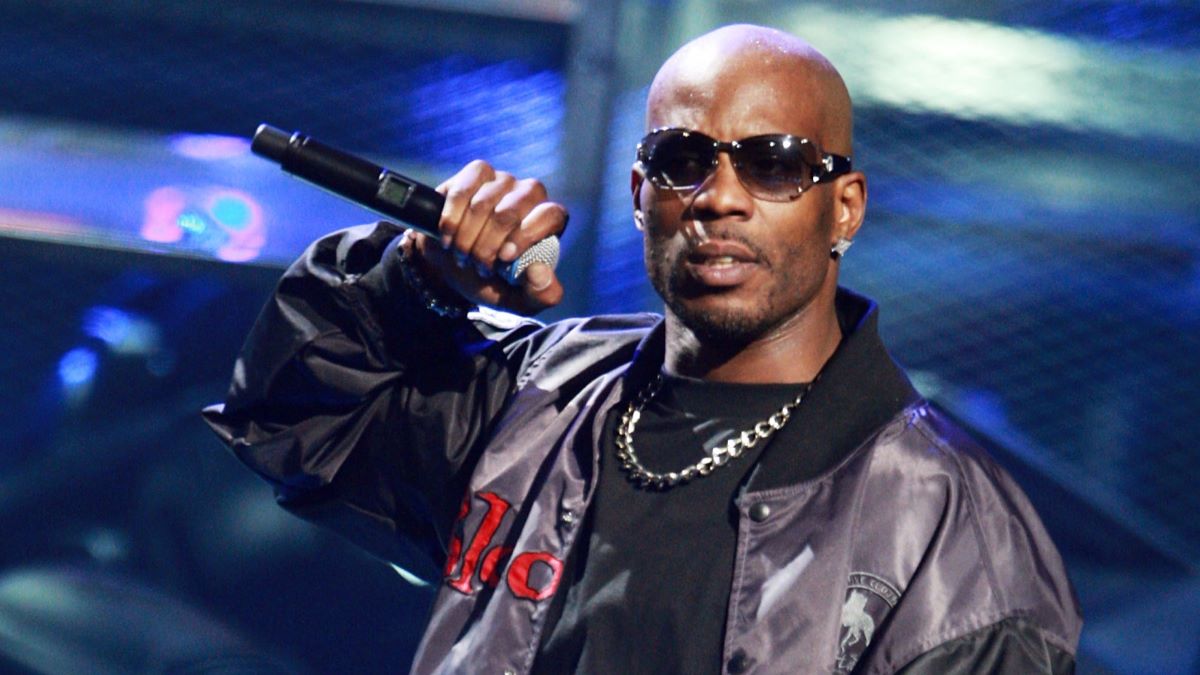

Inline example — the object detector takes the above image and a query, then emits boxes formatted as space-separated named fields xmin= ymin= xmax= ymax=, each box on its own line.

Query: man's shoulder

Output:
xmin=471 ymin=307 xmax=660 ymax=333
xmin=865 ymin=404 xmax=1083 ymax=659
xmin=872 ymin=405 xmax=1065 ymax=551
xmin=483 ymin=310 xmax=662 ymax=391
xmin=865 ymin=403 xmax=1073 ymax=601
xmin=535 ymin=311 xmax=662 ymax=360
xmin=873 ymin=403 xmax=1014 ymax=489
xmin=484 ymin=310 xmax=662 ymax=348
xmin=465 ymin=307 xmax=662 ymax=353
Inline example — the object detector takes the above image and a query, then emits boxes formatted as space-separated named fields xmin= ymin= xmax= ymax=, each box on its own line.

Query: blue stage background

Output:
xmin=1 ymin=1 xmax=1197 ymax=673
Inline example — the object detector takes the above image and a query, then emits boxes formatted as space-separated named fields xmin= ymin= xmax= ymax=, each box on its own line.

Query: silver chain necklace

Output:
xmin=615 ymin=373 xmax=815 ymax=490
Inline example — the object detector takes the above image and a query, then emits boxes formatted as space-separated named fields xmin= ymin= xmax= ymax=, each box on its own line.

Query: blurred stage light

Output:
xmin=785 ymin=5 xmax=1200 ymax=143
xmin=82 ymin=306 xmax=161 ymax=356
xmin=57 ymin=347 xmax=98 ymax=406
xmin=58 ymin=348 xmax=98 ymax=388
xmin=210 ymin=193 xmax=253 ymax=229
xmin=390 ymin=564 xmax=433 ymax=588
xmin=0 ymin=207 xmax=86 ymax=239
xmin=167 ymin=133 xmax=251 ymax=161
xmin=83 ymin=528 xmax=129 ymax=564
xmin=140 ymin=186 xmax=266 ymax=262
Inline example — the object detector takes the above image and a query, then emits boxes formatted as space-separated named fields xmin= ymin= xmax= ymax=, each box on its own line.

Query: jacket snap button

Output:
xmin=727 ymin=649 xmax=753 ymax=673
xmin=749 ymin=503 xmax=771 ymax=522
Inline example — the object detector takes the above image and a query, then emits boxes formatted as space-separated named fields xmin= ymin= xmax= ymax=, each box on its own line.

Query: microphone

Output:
xmin=250 ymin=123 xmax=560 ymax=284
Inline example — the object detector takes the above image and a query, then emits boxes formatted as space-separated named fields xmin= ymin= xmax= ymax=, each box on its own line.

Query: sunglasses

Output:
xmin=636 ymin=127 xmax=852 ymax=202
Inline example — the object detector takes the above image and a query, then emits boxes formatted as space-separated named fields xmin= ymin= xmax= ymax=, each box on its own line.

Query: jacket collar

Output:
xmin=623 ymin=288 xmax=921 ymax=492
xmin=749 ymin=288 xmax=922 ymax=490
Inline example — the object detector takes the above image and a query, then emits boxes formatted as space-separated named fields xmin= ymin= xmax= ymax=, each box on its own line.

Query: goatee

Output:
xmin=653 ymin=260 xmax=781 ymax=347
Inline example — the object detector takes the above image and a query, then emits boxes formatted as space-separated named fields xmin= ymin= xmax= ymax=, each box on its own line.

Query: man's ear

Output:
xmin=631 ymin=163 xmax=647 ymax=231
xmin=832 ymin=170 xmax=867 ymax=242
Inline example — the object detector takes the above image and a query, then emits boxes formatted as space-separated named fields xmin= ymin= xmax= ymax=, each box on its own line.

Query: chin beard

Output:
xmin=665 ymin=296 xmax=777 ymax=346
xmin=655 ymin=266 xmax=779 ymax=347
xmin=647 ymin=234 xmax=795 ymax=346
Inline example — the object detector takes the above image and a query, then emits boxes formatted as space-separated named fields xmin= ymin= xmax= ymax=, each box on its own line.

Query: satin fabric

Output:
xmin=204 ymin=222 xmax=1081 ymax=674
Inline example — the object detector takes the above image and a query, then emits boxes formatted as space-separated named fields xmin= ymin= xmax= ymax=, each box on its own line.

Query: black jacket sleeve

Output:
xmin=202 ymin=222 xmax=545 ymax=582
xmin=896 ymin=617 xmax=1075 ymax=674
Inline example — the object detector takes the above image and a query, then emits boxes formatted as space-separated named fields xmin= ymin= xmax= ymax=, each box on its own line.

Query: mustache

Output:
xmin=680 ymin=227 xmax=771 ymax=268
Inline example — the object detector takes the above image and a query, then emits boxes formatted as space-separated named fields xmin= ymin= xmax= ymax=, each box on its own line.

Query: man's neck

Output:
xmin=663 ymin=303 xmax=843 ymax=384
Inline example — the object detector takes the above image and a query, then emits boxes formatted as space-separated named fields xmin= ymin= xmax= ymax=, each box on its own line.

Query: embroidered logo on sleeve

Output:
xmin=834 ymin=572 xmax=901 ymax=673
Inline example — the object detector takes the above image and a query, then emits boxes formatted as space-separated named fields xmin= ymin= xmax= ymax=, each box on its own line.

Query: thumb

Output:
xmin=525 ymin=263 xmax=553 ymax=292
xmin=514 ymin=262 xmax=563 ymax=314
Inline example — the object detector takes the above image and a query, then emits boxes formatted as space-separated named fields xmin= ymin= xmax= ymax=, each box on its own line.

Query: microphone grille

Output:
xmin=501 ymin=236 xmax=561 ymax=285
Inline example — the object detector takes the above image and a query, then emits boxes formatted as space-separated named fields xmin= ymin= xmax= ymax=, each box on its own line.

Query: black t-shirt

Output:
xmin=533 ymin=372 xmax=812 ymax=674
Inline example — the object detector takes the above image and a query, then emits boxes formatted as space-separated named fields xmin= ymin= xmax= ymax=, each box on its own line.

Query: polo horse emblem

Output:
xmin=839 ymin=590 xmax=875 ymax=658
xmin=834 ymin=573 xmax=901 ymax=673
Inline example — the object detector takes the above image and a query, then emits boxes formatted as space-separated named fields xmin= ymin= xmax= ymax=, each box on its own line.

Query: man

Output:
xmin=204 ymin=24 xmax=1081 ymax=674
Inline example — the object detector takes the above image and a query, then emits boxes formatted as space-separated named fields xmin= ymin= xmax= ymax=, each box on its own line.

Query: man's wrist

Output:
xmin=397 ymin=230 xmax=476 ymax=319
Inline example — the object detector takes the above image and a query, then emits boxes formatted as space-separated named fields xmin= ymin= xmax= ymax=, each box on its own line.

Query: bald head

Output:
xmin=647 ymin=24 xmax=853 ymax=155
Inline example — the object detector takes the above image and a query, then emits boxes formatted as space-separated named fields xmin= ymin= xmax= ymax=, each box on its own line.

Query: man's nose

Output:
xmin=686 ymin=152 xmax=754 ymax=217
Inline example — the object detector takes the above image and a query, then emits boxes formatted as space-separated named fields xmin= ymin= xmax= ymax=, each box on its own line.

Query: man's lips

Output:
xmin=687 ymin=240 xmax=759 ymax=264
xmin=683 ymin=240 xmax=761 ymax=287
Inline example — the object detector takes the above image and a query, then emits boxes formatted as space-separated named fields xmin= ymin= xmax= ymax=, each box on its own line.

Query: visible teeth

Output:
xmin=709 ymin=256 xmax=735 ymax=267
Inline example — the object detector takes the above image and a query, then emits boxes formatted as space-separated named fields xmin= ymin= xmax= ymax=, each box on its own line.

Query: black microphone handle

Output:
xmin=250 ymin=124 xmax=559 ymax=285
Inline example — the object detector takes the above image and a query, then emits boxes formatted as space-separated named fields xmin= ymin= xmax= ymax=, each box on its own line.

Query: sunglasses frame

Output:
xmin=636 ymin=127 xmax=853 ymax=202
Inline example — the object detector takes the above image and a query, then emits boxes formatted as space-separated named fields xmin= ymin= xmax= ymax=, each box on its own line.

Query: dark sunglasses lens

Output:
xmin=645 ymin=132 xmax=714 ymax=188
xmin=734 ymin=138 xmax=813 ymax=200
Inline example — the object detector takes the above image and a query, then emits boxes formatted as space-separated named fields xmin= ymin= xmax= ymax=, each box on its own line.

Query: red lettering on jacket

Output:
xmin=480 ymin=545 xmax=513 ymax=588
xmin=447 ymin=492 xmax=510 ymax=594
xmin=506 ymin=551 xmax=564 ymax=601
xmin=443 ymin=490 xmax=565 ymax=601
xmin=443 ymin=493 xmax=472 ymax=578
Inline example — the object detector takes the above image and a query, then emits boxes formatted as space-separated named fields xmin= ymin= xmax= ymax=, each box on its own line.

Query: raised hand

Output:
xmin=410 ymin=160 xmax=567 ymax=315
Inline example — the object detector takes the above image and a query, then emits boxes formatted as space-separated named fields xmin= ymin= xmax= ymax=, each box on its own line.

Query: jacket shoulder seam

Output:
xmin=882 ymin=611 xmax=1075 ymax=673
xmin=513 ymin=314 xmax=658 ymax=390
xmin=909 ymin=412 xmax=1009 ymax=612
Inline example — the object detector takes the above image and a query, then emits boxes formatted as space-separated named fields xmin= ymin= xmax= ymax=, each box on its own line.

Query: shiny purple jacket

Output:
xmin=204 ymin=223 xmax=1082 ymax=674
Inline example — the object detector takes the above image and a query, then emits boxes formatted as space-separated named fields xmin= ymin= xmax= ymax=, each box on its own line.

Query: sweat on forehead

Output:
xmin=646 ymin=24 xmax=853 ymax=153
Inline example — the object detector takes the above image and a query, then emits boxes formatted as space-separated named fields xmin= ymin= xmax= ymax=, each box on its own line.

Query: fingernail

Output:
xmin=499 ymin=242 xmax=518 ymax=262
xmin=441 ymin=235 xmax=453 ymax=249
xmin=526 ymin=263 xmax=551 ymax=291
xmin=476 ymin=261 xmax=492 ymax=278
xmin=454 ymin=251 xmax=468 ymax=268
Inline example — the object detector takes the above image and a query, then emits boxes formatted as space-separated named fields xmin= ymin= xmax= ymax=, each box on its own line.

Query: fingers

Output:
xmin=426 ymin=160 xmax=567 ymax=314
xmin=416 ymin=240 xmax=563 ymax=316
xmin=473 ymin=178 xmax=547 ymax=271
xmin=437 ymin=160 xmax=499 ymax=255
xmin=436 ymin=161 xmax=562 ymax=278
xmin=502 ymin=201 xmax=567 ymax=263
